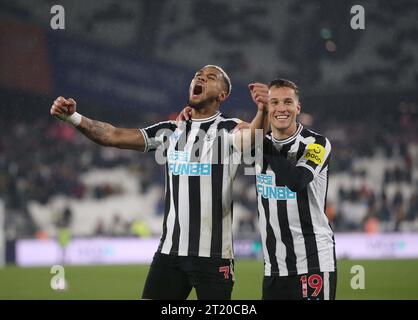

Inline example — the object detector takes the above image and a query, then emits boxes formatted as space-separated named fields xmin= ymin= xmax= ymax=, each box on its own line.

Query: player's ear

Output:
xmin=218 ymin=91 xmax=227 ymax=103
xmin=297 ymin=102 xmax=301 ymax=115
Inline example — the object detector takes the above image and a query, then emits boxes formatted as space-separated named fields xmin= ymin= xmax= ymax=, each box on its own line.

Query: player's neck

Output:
xmin=191 ymin=104 xmax=220 ymax=119
xmin=271 ymin=123 xmax=299 ymax=141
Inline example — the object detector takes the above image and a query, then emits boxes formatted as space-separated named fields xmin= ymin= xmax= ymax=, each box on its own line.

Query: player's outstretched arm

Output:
xmin=50 ymin=96 xmax=146 ymax=151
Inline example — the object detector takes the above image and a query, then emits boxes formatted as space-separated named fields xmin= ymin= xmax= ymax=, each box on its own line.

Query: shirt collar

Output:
xmin=271 ymin=123 xmax=303 ymax=145
xmin=191 ymin=111 xmax=221 ymax=123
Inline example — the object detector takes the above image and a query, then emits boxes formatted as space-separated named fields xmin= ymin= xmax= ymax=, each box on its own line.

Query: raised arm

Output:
xmin=248 ymin=83 xmax=269 ymax=136
xmin=50 ymin=96 xmax=146 ymax=151
xmin=233 ymin=83 xmax=269 ymax=151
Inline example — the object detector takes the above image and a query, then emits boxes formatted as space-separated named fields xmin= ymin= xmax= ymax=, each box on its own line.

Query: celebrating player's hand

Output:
xmin=249 ymin=83 xmax=269 ymax=112
xmin=50 ymin=96 xmax=77 ymax=121
xmin=176 ymin=105 xmax=193 ymax=126
xmin=233 ymin=121 xmax=251 ymax=133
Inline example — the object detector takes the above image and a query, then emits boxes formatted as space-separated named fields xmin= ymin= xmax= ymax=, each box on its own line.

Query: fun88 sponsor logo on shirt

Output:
xmin=168 ymin=151 xmax=211 ymax=176
xmin=256 ymin=174 xmax=296 ymax=200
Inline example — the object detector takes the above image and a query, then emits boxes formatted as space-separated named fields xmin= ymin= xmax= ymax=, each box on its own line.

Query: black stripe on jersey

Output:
xmin=210 ymin=133 xmax=224 ymax=256
xmin=170 ymin=172 xmax=180 ymax=254
xmin=218 ymin=118 xmax=240 ymax=132
xmin=276 ymin=144 xmax=297 ymax=275
xmin=324 ymin=163 xmax=330 ymax=212
xmin=144 ymin=121 xmax=176 ymax=137
xmin=158 ymin=164 xmax=171 ymax=252
xmin=320 ymin=153 xmax=330 ymax=174
xmin=188 ymin=121 xmax=212 ymax=254
xmin=261 ymin=145 xmax=280 ymax=273
xmin=143 ymin=121 xmax=176 ymax=152
xmin=296 ymin=141 xmax=306 ymax=161
xmin=297 ymin=189 xmax=320 ymax=271
xmin=301 ymin=128 xmax=325 ymax=142
xmin=300 ymin=128 xmax=311 ymax=138
xmin=187 ymin=171 xmax=201 ymax=254
xmin=332 ymin=234 xmax=337 ymax=271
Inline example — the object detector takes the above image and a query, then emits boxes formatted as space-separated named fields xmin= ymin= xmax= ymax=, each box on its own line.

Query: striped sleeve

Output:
xmin=217 ymin=118 xmax=241 ymax=152
xmin=296 ymin=136 xmax=331 ymax=177
xmin=139 ymin=121 xmax=175 ymax=152
xmin=216 ymin=118 xmax=242 ymax=151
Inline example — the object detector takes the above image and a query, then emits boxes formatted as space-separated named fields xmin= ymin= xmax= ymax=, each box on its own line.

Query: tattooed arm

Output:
xmin=77 ymin=117 xmax=145 ymax=151
xmin=50 ymin=96 xmax=146 ymax=151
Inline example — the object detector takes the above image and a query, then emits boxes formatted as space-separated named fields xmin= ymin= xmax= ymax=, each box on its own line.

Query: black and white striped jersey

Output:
xmin=255 ymin=124 xmax=336 ymax=276
xmin=140 ymin=112 xmax=241 ymax=259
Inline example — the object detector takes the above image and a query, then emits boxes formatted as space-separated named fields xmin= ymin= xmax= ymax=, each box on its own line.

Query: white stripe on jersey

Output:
xmin=161 ymin=169 xmax=176 ymax=254
xmin=199 ymin=173 xmax=212 ymax=257
xmin=257 ymin=193 xmax=271 ymax=276
xmin=177 ymin=122 xmax=201 ymax=255
xmin=324 ymin=271 xmax=330 ymax=300
xmin=306 ymin=139 xmax=335 ymax=272
xmin=221 ymin=167 xmax=233 ymax=259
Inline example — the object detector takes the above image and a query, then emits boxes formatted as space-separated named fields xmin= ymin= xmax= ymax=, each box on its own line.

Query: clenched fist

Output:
xmin=50 ymin=97 xmax=81 ymax=126
xmin=249 ymin=83 xmax=269 ymax=112
xmin=50 ymin=96 xmax=76 ymax=118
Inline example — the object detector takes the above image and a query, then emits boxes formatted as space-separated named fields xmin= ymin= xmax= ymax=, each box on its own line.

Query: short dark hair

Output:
xmin=268 ymin=78 xmax=299 ymax=98
xmin=203 ymin=65 xmax=232 ymax=96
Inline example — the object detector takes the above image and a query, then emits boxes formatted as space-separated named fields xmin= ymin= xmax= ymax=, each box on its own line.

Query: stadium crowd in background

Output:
xmin=1 ymin=99 xmax=417 ymax=241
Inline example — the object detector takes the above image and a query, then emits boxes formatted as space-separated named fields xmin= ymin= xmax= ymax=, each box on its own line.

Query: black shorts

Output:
xmin=141 ymin=252 xmax=234 ymax=300
xmin=262 ymin=271 xmax=337 ymax=300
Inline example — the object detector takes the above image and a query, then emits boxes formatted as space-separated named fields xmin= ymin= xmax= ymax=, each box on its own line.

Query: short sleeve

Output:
xmin=140 ymin=121 xmax=175 ymax=152
xmin=219 ymin=118 xmax=242 ymax=152
xmin=226 ymin=122 xmax=245 ymax=158
xmin=296 ymin=136 xmax=331 ymax=177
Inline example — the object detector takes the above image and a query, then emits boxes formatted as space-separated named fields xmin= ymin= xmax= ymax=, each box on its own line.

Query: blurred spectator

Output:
xmin=94 ymin=218 xmax=106 ymax=236
xmin=377 ymin=192 xmax=392 ymax=222
xmin=109 ymin=214 xmax=129 ymax=236
xmin=56 ymin=206 xmax=73 ymax=264
xmin=338 ymin=188 xmax=369 ymax=231
xmin=392 ymin=188 xmax=406 ymax=231
xmin=131 ymin=220 xmax=152 ymax=238
xmin=406 ymin=191 xmax=418 ymax=221
xmin=364 ymin=216 xmax=379 ymax=234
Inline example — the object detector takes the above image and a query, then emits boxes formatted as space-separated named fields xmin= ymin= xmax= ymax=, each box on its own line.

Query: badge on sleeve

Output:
xmin=305 ymin=143 xmax=325 ymax=165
